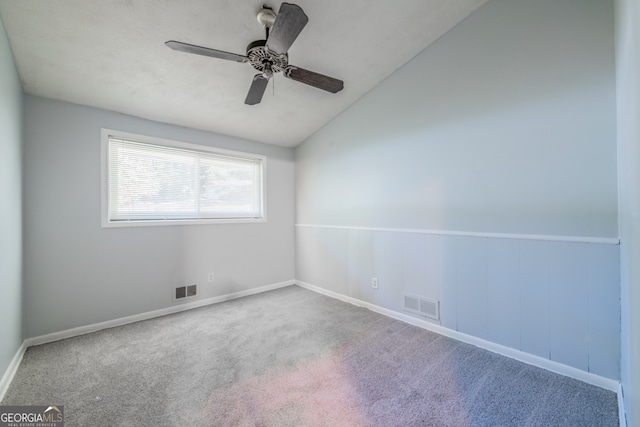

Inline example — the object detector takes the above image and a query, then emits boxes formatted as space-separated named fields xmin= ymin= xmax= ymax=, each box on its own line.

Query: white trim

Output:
xmin=296 ymin=280 xmax=620 ymax=392
xmin=100 ymin=217 xmax=267 ymax=228
xmin=295 ymin=224 xmax=620 ymax=245
xmin=100 ymin=128 xmax=268 ymax=228
xmin=0 ymin=341 xmax=27 ymax=402
xmin=619 ymin=383 xmax=628 ymax=427
xmin=25 ymin=280 xmax=295 ymax=348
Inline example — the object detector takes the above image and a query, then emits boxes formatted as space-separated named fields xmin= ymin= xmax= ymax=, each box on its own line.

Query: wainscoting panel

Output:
xmin=383 ymin=232 xmax=404 ymax=313
xmin=586 ymin=243 xmax=621 ymax=379
xmin=440 ymin=235 xmax=458 ymax=330
xmin=549 ymin=242 xmax=590 ymax=372
xmin=518 ymin=239 xmax=551 ymax=359
xmin=487 ymin=238 xmax=520 ymax=350
xmin=456 ymin=236 xmax=490 ymax=341
xmin=295 ymin=225 xmax=621 ymax=380
xmin=347 ymin=229 xmax=360 ymax=300
xmin=402 ymin=233 xmax=428 ymax=298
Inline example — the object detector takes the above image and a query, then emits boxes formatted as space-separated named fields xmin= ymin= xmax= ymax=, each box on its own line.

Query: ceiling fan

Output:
xmin=166 ymin=3 xmax=344 ymax=105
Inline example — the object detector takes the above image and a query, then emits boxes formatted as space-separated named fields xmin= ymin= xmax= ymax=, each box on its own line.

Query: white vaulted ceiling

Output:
xmin=0 ymin=0 xmax=487 ymax=147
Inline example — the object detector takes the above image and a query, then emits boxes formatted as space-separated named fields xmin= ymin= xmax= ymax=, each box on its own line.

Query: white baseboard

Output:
xmin=0 ymin=341 xmax=27 ymax=402
xmin=618 ymin=383 xmax=627 ymax=427
xmin=296 ymin=280 xmax=621 ymax=393
xmin=25 ymin=280 xmax=295 ymax=348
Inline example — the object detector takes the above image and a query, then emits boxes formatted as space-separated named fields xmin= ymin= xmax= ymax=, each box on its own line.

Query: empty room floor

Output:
xmin=2 ymin=286 xmax=618 ymax=426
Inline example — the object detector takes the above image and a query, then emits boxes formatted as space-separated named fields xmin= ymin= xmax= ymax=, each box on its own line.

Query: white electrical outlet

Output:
xmin=207 ymin=272 xmax=215 ymax=283
xmin=372 ymin=277 xmax=379 ymax=289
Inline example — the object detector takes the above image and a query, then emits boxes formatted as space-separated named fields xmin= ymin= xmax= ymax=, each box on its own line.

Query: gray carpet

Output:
xmin=2 ymin=285 xmax=618 ymax=426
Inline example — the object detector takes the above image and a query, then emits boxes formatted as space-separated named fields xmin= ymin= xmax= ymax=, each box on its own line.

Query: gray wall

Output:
xmin=23 ymin=96 xmax=296 ymax=338
xmin=0 ymin=16 xmax=23 ymax=379
xmin=616 ymin=0 xmax=640 ymax=422
xmin=296 ymin=0 xmax=620 ymax=379
xmin=297 ymin=0 xmax=617 ymax=238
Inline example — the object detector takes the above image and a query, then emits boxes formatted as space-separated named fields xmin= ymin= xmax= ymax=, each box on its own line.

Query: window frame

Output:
xmin=101 ymin=129 xmax=267 ymax=228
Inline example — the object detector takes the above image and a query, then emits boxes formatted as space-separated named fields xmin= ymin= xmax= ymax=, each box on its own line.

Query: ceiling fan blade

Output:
xmin=284 ymin=66 xmax=344 ymax=93
xmin=245 ymin=74 xmax=269 ymax=105
xmin=165 ymin=41 xmax=248 ymax=63
xmin=266 ymin=3 xmax=308 ymax=55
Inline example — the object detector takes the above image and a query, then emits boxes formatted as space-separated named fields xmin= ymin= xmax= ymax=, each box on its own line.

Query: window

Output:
xmin=101 ymin=129 xmax=266 ymax=226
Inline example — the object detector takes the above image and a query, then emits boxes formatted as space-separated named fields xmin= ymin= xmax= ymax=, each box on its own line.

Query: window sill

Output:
xmin=101 ymin=217 xmax=267 ymax=228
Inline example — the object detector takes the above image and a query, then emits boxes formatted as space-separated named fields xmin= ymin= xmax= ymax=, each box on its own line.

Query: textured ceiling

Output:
xmin=0 ymin=0 xmax=487 ymax=147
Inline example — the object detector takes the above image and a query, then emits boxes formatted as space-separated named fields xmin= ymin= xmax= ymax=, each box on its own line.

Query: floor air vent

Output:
xmin=175 ymin=285 xmax=197 ymax=301
xmin=403 ymin=293 xmax=440 ymax=320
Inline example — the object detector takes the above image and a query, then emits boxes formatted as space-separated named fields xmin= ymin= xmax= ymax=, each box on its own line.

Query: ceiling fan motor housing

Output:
xmin=246 ymin=40 xmax=288 ymax=77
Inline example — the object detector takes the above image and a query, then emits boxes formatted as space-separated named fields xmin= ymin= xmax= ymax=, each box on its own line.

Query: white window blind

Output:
xmin=106 ymin=136 xmax=264 ymax=223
